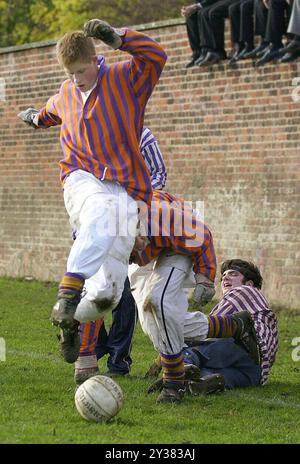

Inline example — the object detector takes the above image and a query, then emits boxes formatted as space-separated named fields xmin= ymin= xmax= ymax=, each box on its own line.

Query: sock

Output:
xmin=160 ymin=352 xmax=185 ymax=387
xmin=79 ymin=319 xmax=103 ymax=355
xmin=207 ymin=314 xmax=237 ymax=338
xmin=59 ymin=272 xmax=84 ymax=294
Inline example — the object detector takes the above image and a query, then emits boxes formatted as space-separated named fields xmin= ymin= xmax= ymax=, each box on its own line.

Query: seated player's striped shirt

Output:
xmin=36 ymin=30 xmax=167 ymax=204
xmin=210 ymin=286 xmax=278 ymax=385
xmin=136 ymin=190 xmax=216 ymax=282
xmin=140 ymin=127 xmax=167 ymax=190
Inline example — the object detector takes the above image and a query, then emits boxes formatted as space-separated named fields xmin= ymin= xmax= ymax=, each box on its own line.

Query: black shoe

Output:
xmin=184 ymin=363 xmax=201 ymax=380
xmin=229 ymin=50 xmax=240 ymax=65
xmin=187 ymin=373 xmax=225 ymax=395
xmin=194 ymin=49 xmax=208 ymax=66
xmin=228 ymin=42 xmax=243 ymax=64
xmin=58 ymin=327 xmax=80 ymax=364
xmin=278 ymin=50 xmax=300 ymax=63
xmin=232 ymin=311 xmax=260 ymax=364
xmin=147 ymin=363 xmax=200 ymax=394
xmin=244 ymin=42 xmax=269 ymax=59
xmin=156 ymin=383 xmax=186 ymax=404
xmin=147 ymin=377 xmax=163 ymax=394
xmin=144 ymin=354 xmax=162 ymax=378
xmin=229 ymin=42 xmax=252 ymax=64
xmin=51 ymin=289 xmax=81 ymax=330
xmin=279 ymin=39 xmax=300 ymax=55
xmin=198 ymin=51 xmax=223 ymax=66
xmin=255 ymin=47 xmax=281 ymax=67
xmin=235 ymin=44 xmax=254 ymax=61
xmin=185 ymin=51 xmax=201 ymax=68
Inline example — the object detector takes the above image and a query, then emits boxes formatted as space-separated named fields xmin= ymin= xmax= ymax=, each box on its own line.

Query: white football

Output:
xmin=75 ymin=375 xmax=124 ymax=422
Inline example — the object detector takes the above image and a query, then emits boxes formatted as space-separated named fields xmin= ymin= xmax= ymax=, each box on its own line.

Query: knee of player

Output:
xmin=92 ymin=285 xmax=118 ymax=311
xmin=94 ymin=296 xmax=115 ymax=313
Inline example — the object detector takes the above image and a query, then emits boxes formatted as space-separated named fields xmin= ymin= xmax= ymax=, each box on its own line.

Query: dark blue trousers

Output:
xmin=183 ymin=338 xmax=261 ymax=389
xmin=95 ymin=277 xmax=137 ymax=374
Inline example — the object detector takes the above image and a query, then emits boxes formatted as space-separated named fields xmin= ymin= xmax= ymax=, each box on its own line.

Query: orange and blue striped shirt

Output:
xmin=136 ymin=190 xmax=217 ymax=281
xmin=36 ymin=29 xmax=167 ymax=204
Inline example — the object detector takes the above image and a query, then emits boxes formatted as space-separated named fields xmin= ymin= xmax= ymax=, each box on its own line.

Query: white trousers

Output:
xmin=63 ymin=170 xmax=138 ymax=322
xmin=129 ymin=252 xmax=209 ymax=355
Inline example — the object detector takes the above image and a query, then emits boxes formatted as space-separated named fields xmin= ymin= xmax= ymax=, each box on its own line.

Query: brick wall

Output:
xmin=1 ymin=19 xmax=300 ymax=309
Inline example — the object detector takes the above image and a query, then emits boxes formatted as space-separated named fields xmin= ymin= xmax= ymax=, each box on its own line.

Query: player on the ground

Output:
xmin=146 ymin=259 xmax=278 ymax=397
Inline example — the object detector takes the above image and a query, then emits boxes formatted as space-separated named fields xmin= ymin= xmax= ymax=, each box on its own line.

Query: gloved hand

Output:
xmin=191 ymin=274 xmax=215 ymax=309
xmin=18 ymin=107 xmax=39 ymax=128
xmin=83 ymin=19 xmax=124 ymax=49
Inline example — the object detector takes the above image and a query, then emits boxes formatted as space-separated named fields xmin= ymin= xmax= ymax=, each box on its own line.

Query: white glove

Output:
xmin=191 ymin=274 xmax=215 ymax=309
xmin=18 ymin=107 xmax=39 ymax=128
xmin=83 ymin=19 xmax=124 ymax=49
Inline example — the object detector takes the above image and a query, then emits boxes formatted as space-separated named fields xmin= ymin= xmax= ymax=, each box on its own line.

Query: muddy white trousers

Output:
xmin=129 ymin=252 xmax=209 ymax=354
xmin=62 ymin=170 xmax=138 ymax=322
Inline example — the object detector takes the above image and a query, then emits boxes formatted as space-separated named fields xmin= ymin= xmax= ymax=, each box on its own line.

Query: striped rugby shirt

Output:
xmin=136 ymin=190 xmax=216 ymax=281
xmin=36 ymin=30 xmax=167 ymax=204
xmin=210 ymin=285 xmax=278 ymax=385
xmin=140 ymin=127 xmax=167 ymax=189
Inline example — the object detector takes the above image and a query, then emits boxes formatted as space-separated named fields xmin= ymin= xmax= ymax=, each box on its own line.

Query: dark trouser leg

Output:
xmin=240 ymin=0 xmax=255 ymax=47
xmin=229 ymin=0 xmax=245 ymax=45
xmin=95 ymin=277 xmax=137 ymax=374
xmin=199 ymin=6 xmax=218 ymax=50
xmin=208 ymin=0 xmax=234 ymax=53
xmin=254 ymin=0 xmax=268 ymax=38
xmin=186 ymin=12 xmax=202 ymax=54
xmin=183 ymin=338 xmax=261 ymax=389
xmin=265 ymin=0 xmax=289 ymax=47
xmin=95 ymin=320 xmax=109 ymax=359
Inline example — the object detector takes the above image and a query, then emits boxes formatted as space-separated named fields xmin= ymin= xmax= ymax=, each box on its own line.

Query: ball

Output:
xmin=75 ymin=375 xmax=124 ymax=422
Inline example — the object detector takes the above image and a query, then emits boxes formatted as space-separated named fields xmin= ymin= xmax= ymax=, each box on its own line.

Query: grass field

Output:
xmin=0 ymin=277 xmax=300 ymax=445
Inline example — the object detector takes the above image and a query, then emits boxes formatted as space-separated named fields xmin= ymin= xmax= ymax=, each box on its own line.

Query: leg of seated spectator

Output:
xmin=240 ymin=0 xmax=255 ymax=51
xmin=185 ymin=11 xmax=202 ymax=67
xmin=229 ymin=0 xmax=245 ymax=54
xmin=208 ymin=0 xmax=234 ymax=57
xmin=199 ymin=6 xmax=218 ymax=52
xmin=254 ymin=0 xmax=268 ymax=38
xmin=255 ymin=0 xmax=289 ymax=65
xmin=265 ymin=0 xmax=288 ymax=49
xmin=197 ymin=4 xmax=227 ymax=66
xmin=242 ymin=0 xmax=268 ymax=58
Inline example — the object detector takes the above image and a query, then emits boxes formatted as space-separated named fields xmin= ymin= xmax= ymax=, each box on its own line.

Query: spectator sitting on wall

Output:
xmin=196 ymin=0 xmax=240 ymax=66
xmin=181 ymin=1 xmax=219 ymax=68
xmin=228 ymin=0 xmax=256 ymax=64
xmin=254 ymin=0 xmax=293 ymax=66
